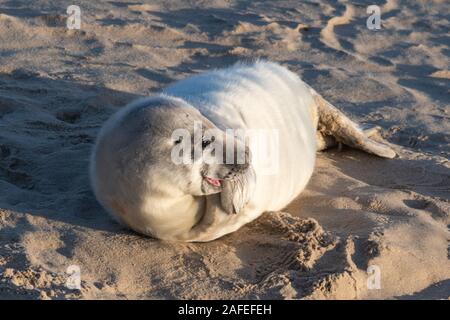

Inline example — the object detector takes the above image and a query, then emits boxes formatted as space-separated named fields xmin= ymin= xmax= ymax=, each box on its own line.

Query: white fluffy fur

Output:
xmin=165 ymin=61 xmax=317 ymax=216
xmin=91 ymin=61 xmax=318 ymax=241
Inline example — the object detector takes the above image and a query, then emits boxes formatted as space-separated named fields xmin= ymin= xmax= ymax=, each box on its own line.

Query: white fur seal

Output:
xmin=90 ymin=61 xmax=395 ymax=242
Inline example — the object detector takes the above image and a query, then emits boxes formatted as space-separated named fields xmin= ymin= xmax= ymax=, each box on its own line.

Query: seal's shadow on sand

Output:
xmin=329 ymin=149 xmax=450 ymax=201
xmin=0 ymin=72 xmax=140 ymax=234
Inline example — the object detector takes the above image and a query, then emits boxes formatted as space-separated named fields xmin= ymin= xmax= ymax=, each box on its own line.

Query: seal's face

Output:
xmin=123 ymin=97 xmax=252 ymax=197
xmin=168 ymin=108 xmax=252 ymax=197
xmin=195 ymin=127 xmax=251 ymax=196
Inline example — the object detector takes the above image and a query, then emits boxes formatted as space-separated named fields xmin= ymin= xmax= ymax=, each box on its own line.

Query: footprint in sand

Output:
xmin=227 ymin=20 xmax=307 ymax=52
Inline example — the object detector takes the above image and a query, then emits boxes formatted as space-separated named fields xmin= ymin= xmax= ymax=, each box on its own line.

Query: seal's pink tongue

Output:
xmin=205 ymin=177 xmax=221 ymax=187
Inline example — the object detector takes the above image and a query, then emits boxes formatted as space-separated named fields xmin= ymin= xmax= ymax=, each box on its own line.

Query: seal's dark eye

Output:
xmin=202 ymin=136 xmax=216 ymax=149
xmin=174 ymin=137 xmax=183 ymax=145
xmin=202 ymin=139 xmax=211 ymax=149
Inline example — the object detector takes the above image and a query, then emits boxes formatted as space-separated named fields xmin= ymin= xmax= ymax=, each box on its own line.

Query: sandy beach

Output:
xmin=0 ymin=0 xmax=449 ymax=299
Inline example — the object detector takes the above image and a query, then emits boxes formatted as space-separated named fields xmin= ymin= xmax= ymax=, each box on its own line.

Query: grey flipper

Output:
xmin=309 ymin=87 xmax=396 ymax=159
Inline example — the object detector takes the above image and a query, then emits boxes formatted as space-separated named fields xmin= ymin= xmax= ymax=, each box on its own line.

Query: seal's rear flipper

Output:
xmin=309 ymin=87 xmax=396 ymax=159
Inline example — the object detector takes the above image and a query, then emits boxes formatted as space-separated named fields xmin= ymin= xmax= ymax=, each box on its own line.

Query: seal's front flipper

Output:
xmin=221 ymin=167 xmax=256 ymax=214
xmin=310 ymin=87 xmax=396 ymax=159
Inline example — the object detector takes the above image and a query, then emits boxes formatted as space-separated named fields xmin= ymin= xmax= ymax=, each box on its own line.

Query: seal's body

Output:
xmin=90 ymin=61 xmax=395 ymax=242
xmin=165 ymin=62 xmax=317 ymax=214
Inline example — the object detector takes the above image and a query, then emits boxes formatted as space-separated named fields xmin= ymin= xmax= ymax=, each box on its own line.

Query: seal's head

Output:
xmin=91 ymin=96 xmax=253 ymax=209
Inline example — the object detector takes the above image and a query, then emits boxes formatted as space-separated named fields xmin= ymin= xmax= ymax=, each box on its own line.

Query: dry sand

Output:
xmin=0 ymin=0 xmax=449 ymax=299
